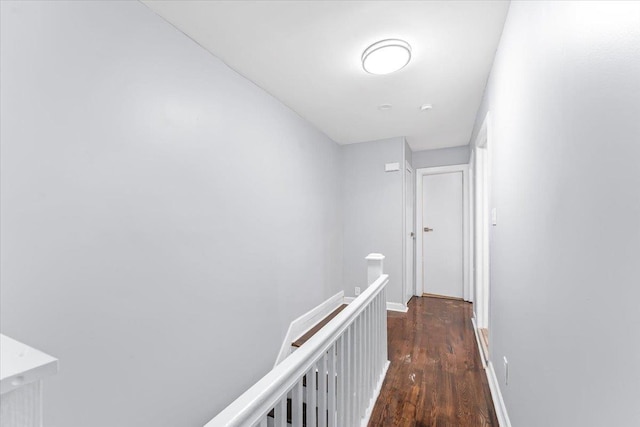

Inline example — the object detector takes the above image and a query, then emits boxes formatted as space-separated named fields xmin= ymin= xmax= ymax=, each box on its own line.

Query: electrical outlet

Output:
xmin=355 ymin=287 xmax=361 ymax=296
xmin=503 ymin=356 xmax=509 ymax=386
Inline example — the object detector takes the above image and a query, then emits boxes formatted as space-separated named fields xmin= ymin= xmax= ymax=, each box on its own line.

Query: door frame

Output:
xmin=473 ymin=112 xmax=492 ymax=329
xmin=403 ymin=159 xmax=415 ymax=304
xmin=415 ymin=164 xmax=470 ymax=300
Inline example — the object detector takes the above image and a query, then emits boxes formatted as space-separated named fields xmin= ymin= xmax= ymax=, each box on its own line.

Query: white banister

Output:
xmin=0 ymin=335 xmax=59 ymax=427
xmin=365 ymin=253 xmax=384 ymax=287
xmin=205 ymin=254 xmax=390 ymax=427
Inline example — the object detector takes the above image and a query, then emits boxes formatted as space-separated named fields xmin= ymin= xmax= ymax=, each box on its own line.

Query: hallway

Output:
xmin=2 ymin=2 xmax=639 ymax=425
xmin=369 ymin=297 xmax=497 ymax=426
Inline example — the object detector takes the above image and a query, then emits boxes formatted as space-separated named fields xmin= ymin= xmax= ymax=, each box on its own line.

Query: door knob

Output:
xmin=410 ymin=232 xmax=415 ymax=237
xmin=424 ymin=227 xmax=434 ymax=232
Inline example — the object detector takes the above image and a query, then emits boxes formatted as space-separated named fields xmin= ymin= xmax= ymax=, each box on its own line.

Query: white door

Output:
xmin=422 ymin=172 xmax=464 ymax=298
xmin=404 ymin=162 xmax=414 ymax=304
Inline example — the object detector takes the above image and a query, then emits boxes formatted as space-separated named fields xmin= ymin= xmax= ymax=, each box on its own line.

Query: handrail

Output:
xmin=204 ymin=273 xmax=389 ymax=427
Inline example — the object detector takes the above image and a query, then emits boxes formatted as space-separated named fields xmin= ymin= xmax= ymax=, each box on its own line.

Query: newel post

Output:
xmin=365 ymin=253 xmax=385 ymax=286
xmin=1 ymin=335 xmax=59 ymax=427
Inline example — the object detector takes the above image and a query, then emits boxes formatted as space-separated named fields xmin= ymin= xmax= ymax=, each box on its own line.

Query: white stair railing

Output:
xmin=205 ymin=254 xmax=390 ymax=427
xmin=1 ymin=334 xmax=59 ymax=427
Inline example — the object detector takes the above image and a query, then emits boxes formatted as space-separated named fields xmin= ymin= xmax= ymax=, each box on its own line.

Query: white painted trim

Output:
xmin=470 ymin=316 xmax=487 ymax=369
xmin=0 ymin=381 xmax=43 ymax=427
xmin=1 ymin=335 xmax=58 ymax=427
xmin=386 ymin=302 xmax=408 ymax=313
xmin=344 ymin=297 xmax=408 ymax=313
xmin=403 ymin=158 xmax=415 ymax=304
xmin=473 ymin=111 xmax=492 ymax=329
xmin=462 ymin=166 xmax=470 ymax=302
xmin=468 ymin=150 xmax=475 ymax=306
xmin=402 ymin=144 xmax=407 ymax=305
xmin=360 ymin=360 xmax=390 ymax=427
xmin=274 ymin=291 xmax=344 ymax=367
xmin=471 ymin=311 xmax=511 ymax=427
xmin=486 ymin=361 xmax=512 ymax=427
xmin=1 ymin=334 xmax=58 ymax=395
xmin=415 ymin=164 xmax=470 ymax=300
xmin=475 ymin=114 xmax=489 ymax=149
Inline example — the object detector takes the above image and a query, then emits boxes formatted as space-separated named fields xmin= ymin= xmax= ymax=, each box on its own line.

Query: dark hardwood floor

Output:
xmin=368 ymin=296 xmax=498 ymax=427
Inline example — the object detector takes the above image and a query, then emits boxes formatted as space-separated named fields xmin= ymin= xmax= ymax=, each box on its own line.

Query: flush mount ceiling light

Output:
xmin=378 ymin=104 xmax=393 ymax=111
xmin=420 ymin=104 xmax=433 ymax=111
xmin=362 ymin=39 xmax=412 ymax=75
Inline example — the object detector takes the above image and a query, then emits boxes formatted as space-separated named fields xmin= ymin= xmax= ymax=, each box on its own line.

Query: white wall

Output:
xmin=412 ymin=145 xmax=470 ymax=169
xmin=341 ymin=138 xmax=405 ymax=304
xmin=470 ymin=2 xmax=640 ymax=426
xmin=0 ymin=2 xmax=342 ymax=426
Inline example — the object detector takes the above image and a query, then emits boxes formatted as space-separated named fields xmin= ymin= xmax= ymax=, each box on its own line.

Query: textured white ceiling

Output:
xmin=142 ymin=1 xmax=509 ymax=151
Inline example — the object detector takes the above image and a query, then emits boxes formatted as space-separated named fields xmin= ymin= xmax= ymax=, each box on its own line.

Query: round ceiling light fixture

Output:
xmin=362 ymin=39 xmax=412 ymax=75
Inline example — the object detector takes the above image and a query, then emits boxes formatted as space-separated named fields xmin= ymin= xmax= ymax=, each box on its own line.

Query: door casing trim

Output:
xmin=403 ymin=159 xmax=415 ymax=304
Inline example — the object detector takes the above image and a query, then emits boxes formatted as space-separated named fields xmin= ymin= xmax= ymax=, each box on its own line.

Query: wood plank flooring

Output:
xmin=368 ymin=296 xmax=498 ymax=427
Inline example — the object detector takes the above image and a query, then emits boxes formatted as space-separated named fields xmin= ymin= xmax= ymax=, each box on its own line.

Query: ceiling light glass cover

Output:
xmin=362 ymin=39 xmax=411 ymax=75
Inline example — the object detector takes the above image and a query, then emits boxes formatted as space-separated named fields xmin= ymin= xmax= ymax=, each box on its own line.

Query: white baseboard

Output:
xmin=471 ymin=317 xmax=488 ymax=368
xmin=385 ymin=302 xmax=408 ymax=313
xmin=274 ymin=291 xmax=344 ymax=367
xmin=343 ymin=297 xmax=408 ymax=313
xmin=486 ymin=361 xmax=512 ymax=427
xmin=470 ymin=316 xmax=511 ymax=427
xmin=360 ymin=360 xmax=390 ymax=427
